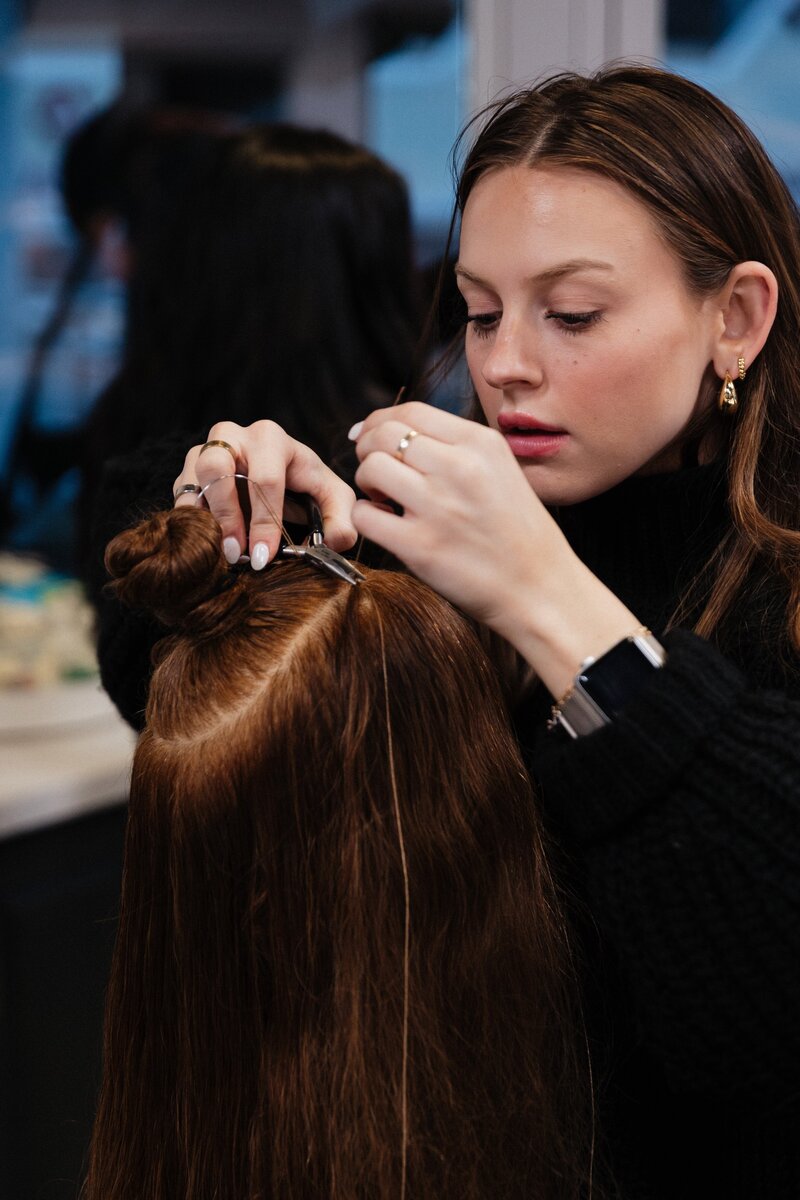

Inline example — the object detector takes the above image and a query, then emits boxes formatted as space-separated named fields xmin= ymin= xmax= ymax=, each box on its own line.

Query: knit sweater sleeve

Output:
xmin=533 ymin=626 xmax=800 ymax=1098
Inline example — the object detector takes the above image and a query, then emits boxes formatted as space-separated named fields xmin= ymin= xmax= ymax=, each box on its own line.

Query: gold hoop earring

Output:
xmin=738 ymin=355 xmax=747 ymax=381
xmin=718 ymin=372 xmax=738 ymax=416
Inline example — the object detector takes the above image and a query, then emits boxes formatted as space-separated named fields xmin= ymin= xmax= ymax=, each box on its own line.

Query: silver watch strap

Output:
xmin=555 ymin=629 xmax=666 ymax=739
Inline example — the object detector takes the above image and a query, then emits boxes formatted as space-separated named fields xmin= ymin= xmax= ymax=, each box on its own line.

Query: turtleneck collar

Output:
xmin=551 ymin=461 xmax=729 ymax=635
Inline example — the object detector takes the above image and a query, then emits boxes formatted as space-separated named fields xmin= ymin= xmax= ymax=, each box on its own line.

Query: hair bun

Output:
xmin=104 ymin=506 xmax=234 ymax=629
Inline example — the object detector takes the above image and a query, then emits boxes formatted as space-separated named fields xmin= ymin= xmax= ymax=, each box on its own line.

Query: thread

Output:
xmin=377 ymin=610 xmax=410 ymax=1200
xmin=196 ymin=473 xmax=299 ymax=552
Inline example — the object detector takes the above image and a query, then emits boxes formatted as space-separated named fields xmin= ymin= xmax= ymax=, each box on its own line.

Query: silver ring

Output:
xmin=395 ymin=428 xmax=418 ymax=462
xmin=173 ymin=482 xmax=203 ymax=499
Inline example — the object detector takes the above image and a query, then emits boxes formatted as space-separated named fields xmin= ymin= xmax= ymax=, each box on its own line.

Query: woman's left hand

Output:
xmin=352 ymin=401 xmax=640 ymax=696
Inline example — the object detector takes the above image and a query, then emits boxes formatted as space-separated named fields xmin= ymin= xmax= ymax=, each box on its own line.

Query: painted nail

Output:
xmin=223 ymin=537 xmax=241 ymax=565
xmin=251 ymin=542 xmax=269 ymax=571
xmin=347 ymin=421 xmax=363 ymax=441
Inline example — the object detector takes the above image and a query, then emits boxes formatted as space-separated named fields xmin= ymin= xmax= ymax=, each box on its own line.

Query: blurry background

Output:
xmin=5 ymin=0 xmax=800 ymax=572
xmin=0 ymin=1 xmax=797 ymax=1197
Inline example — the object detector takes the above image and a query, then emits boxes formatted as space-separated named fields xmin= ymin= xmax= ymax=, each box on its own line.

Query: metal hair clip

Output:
xmin=195 ymin=474 xmax=364 ymax=586
xmin=279 ymin=490 xmax=365 ymax=586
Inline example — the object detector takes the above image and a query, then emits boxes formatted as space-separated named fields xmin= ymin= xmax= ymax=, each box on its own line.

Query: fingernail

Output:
xmin=347 ymin=421 xmax=363 ymax=441
xmin=251 ymin=542 xmax=269 ymax=571
xmin=223 ymin=537 xmax=241 ymax=565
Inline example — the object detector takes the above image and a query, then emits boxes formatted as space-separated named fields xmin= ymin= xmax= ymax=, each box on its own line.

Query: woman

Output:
xmin=85 ymin=504 xmax=593 ymax=1200
xmin=96 ymin=67 xmax=800 ymax=1198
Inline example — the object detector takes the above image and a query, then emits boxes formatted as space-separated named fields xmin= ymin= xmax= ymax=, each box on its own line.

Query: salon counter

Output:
xmin=0 ymin=678 xmax=136 ymax=839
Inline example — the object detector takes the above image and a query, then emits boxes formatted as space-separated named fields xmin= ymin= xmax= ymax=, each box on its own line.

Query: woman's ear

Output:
xmin=711 ymin=260 xmax=778 ymax=378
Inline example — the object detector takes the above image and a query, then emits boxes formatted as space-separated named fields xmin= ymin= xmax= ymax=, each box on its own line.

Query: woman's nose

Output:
xmin=480 ymin=319 xmax=543 ymax=391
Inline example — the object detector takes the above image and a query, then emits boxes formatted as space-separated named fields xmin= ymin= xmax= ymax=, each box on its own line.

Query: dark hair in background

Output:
xmin=431 ymin=64 xmax=800 ymax=652
xmin=61 ymin=100 xmax=235 ymax=239
xmin=82 ymin=123 xmax=420 ymax=476
xmin=0 ymin=101 xmax=234 ymax=554
xmin=84 ymin=506 xmax=596 ymax=1200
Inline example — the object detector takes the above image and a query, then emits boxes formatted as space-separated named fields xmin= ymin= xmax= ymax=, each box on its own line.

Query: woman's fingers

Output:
xmin=351 ymin=400 xmax=543 ymax=624
xmin=354 ymin=440 xmax=446 ymax=512
xmin=172 ymin=429 xmax=249 ymax=561
xmin=352 ymin=497 xmax=418 ymax=562
xmin=353 ymin=400 xmax=473 ymax=461
xmin=280 ymin=440 xmax=359 ymax=552
xmin=353 ymin=406 xmax=500 ymax=520
xmin=171 ymin=420 xmax=358 ymax=569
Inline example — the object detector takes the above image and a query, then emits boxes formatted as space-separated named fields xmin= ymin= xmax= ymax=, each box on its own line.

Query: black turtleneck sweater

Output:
xmin=528 ymin=463 xmax=800 ymax=1200
xmin=89 ymin=442 xmax=800 ymax=1200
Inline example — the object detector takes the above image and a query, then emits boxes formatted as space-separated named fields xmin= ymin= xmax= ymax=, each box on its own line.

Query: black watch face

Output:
xmin=578 ymin=638 xmax=658 ymax=719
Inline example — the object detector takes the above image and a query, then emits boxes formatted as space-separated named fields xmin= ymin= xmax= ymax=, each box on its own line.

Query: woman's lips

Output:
xmin=497 ymin=414 xmax=568 ymax=459
xmin=504 ymin=431 xmax=567 ymax=458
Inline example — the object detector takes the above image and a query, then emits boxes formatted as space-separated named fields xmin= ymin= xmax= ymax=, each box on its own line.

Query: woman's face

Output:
xmin=457 ymin=164 xmax=721 ymax=505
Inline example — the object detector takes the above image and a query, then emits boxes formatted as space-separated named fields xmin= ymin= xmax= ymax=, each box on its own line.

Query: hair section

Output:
xmin=86 ymin=506 xmax=595 ymax=1199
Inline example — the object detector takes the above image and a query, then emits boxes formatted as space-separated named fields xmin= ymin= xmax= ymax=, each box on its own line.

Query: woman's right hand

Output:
xmin=172 ymin=420 xmax=358 ymax=569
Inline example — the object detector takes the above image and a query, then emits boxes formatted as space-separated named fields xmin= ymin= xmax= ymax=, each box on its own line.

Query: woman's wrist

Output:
xmin=547 ymin=626 xmax=666 ymax=737
xmin=496 ymin=558 xmax=644 ymax=701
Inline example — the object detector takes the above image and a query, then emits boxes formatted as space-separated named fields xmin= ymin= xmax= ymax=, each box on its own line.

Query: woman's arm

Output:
xmin=534 ymin=628 xmax=800 ymax=1097
xmin=351 ymin=401 xmax=800 ymax=1098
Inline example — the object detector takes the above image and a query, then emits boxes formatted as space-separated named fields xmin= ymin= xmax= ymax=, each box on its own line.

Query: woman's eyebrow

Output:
xmin=454 ymin=258 xmax=614 ymax=287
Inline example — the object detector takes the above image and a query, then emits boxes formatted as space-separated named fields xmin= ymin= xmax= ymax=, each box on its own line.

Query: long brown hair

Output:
xmin=85 ymin=506 xmax=594 ymax=1199
xmin=446 ymin=65 xmax=800 ymax=650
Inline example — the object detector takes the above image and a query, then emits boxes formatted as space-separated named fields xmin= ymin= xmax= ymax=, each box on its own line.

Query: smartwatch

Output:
xmin=550 ymin=628 xmax=667 ymax=739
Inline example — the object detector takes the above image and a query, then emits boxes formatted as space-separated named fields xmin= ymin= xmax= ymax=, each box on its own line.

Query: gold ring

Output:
xmin=198 ymin=439 xmax=236 ymax=459
xmin=395 ymin=428 xmax=418 ymax=462
xmin=173 ymin=482 xmax=203 ymax=499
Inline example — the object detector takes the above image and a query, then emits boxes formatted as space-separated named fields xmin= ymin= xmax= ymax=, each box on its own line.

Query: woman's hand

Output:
xmin=351 ymin=402 xmax=640 ymax=697
xmin=172 ymin=420 xmax=357 ymax=569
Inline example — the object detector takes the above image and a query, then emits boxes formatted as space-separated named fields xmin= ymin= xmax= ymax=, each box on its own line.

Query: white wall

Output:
xmin=469 ymin=0 xmax=665 ymax=111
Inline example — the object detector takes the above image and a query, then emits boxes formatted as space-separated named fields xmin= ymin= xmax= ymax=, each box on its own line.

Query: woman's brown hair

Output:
xmin=84 ymin=506 xmax=594 ymax=1199
xmin=447 ymin=64 xmax=800 ymax=651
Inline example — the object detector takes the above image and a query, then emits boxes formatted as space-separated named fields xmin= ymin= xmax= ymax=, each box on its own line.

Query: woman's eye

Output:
xmin=545 ymin=310 xmax=603 ymax=334
xmin=466 ymin=312 xmax=500 ymax=339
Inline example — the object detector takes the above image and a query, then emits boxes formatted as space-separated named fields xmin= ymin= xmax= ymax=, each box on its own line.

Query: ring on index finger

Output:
xmin=395 ymin=428 xmax=418 ymax=462
xmin=198 ymin=439 xmax=236 ymax=460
